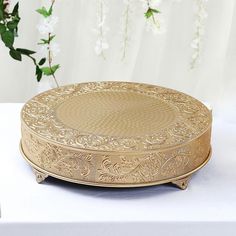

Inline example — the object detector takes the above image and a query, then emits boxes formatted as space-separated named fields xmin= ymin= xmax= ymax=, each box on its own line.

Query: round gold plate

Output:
xmin=20 ymin=81 xmax=212 ymax=189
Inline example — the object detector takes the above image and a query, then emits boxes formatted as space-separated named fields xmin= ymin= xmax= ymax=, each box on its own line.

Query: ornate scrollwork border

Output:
xmin=21 ymin=82 xmax=212 ymax=152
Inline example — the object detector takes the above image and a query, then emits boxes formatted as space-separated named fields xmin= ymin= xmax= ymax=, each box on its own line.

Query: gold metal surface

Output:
xmin=32 ymin=168 xmax=48 ymax=183
xmin=20 ymin=81 xmax=212 ymax=189
xmin=172 ymin=176 xmax=191 ymax=190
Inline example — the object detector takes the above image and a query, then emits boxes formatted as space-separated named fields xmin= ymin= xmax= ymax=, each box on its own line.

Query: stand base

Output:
xmin=32 ymin=167 xmax=192 ymax=190
xmin=32 ymin=168 xmax=48 ymax=184
xmin=172 ymin=176 xmax=191 ymax=190
xmin=20 ymin=144 xmax=211 ymax=190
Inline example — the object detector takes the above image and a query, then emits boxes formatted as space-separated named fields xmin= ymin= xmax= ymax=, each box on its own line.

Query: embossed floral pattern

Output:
xmin=21 ymin=82 xmax=211 ymax=152
xmin=21 ymin=125 xmax=211 ymax=185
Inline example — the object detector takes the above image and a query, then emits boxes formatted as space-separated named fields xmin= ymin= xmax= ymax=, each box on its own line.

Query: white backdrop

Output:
xmin=0 ymin=0 xmax=236 ymax=119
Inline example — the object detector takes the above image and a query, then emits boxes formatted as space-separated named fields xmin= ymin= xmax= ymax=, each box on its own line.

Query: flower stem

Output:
xmin=47 ymin=0 xmax=59 ymax=88
xmin=48 ymin=32 xmax=59 ymax=88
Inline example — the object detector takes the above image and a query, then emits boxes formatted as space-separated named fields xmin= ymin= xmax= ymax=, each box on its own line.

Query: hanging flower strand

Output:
xmin=190 ymin=0 xmax=208 ymax=69
xmin=143 ymin=0 xmax=165 ymax=34
xmin=36 ymin=0 xmax=60 ymax=87
xmin=94 ymin=0 xmax=109 ymax=59
xmin=120 ymin=0 xmax=134 ymax=60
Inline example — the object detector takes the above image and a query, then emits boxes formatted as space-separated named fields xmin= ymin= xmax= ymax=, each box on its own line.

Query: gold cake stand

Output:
xmin=20 ymin=81 xmax=212 ymax=189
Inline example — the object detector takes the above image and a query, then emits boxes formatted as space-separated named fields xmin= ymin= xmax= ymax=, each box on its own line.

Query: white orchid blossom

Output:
xmin=37 ymin=16 xmax=58 ymax=35
xmin=40 ymin=42 xmax=60 ymax=57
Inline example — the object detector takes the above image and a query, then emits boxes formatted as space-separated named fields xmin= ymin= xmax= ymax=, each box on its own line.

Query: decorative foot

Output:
xmin=172 ymin=176 xmax=191 ymax=190
xmin=32 ymin=168 xmax=48 ymax=183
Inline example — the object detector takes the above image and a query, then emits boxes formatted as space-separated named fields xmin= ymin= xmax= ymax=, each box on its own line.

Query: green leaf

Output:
xmin=38 ymin=38 xmax=49 ymax=45
xmin=39 ymin=58 xmax=46 ymax=66
xmin=0 ymin=23 xmax=6 ymax=34
xmin=145 ymin=8 xmax=153 ymax=19
xmin=7 ymin=20 xmax=19 ymax=30
xmin=12 ymin=2 xmax=19 ymax=16
xmin=16 ymin=48 xmax=36 ymax=55
xmin=41 ymin=64 xmax=60 ymax=76
xmin=1 ymin=30 xmax=14 ymax=47
xmin=151 ymin=8 xmax=160 ymax=14
xmin=144 ymin=8 xmax=160 ymax=19
xmin=38 ymin=35 xmax=55 ymax=45
xmin=37 ymin=72 xmax=43 ymax=82
xmin=35 ymin=66 xmax=43 ymax=82
xmin=14 ymin=26 xmax=18 ymax=36
xmin=35 ymin=65 xmax=40 ymax=75
xmin=9 ymin=48 xmax=22 ymax=61
xmin=49 ymin=34 xmax=55 ymax=42
xmin=48 ymin=5 xmax=53 ymax=16
xmin=36 ymin=7 xmax=51 ymax=17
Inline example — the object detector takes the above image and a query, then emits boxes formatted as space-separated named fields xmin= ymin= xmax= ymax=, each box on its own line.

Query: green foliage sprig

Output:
xmin=144 ymin=0 xmax=161 ymax=29
xmin=36 ymin=0 xmax=59 ymax=87
xmin=0 ymin=0 xmax=59 ymax=87
xmin=145 ymin=8 xmax=160 ymax=19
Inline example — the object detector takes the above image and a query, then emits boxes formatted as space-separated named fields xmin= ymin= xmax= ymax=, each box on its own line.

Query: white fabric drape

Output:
xmin=0 ymin=0 xmax=236 ymax=119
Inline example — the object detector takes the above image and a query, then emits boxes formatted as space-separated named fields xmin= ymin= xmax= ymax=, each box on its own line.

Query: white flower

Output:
xmin=40 ymin=42 xmax=60 ymax=57
xmin=39 ymin=44 xmax=48 ymax=57
xmin=50 ymin=42 xmax=60 ymax=56
xmin=37 ymin=16 xmax=58 ymax=35
xmin=195 ymin=20 xmax=203 ymax=27
xmin=199 ymin=9 xmax=208 ymax=19
xmin=94 ymin=39 xmax=109 ymax=55
xmin=98 ymin=21 xmax=105 ymax=28
xmin=198 ymin=27 xmax=205 ymax=35
xmin=192 ymin=52 xmax=199 ymax=59
xmin=191 ymin=38 xmax=200 ymax=49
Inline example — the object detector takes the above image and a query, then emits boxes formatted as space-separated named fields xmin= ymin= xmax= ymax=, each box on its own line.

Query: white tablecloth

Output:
xmin=0 ymin=103 xmax=235 ymax=236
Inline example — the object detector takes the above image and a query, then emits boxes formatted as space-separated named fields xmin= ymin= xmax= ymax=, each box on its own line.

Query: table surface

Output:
xmin=0 ymin=103 xmax=236 ymax=235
